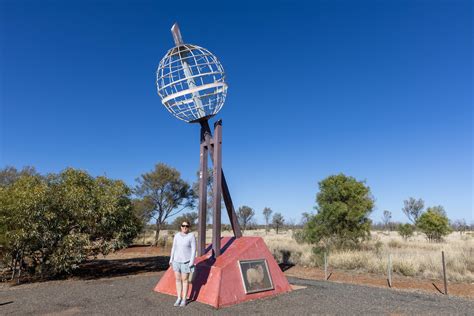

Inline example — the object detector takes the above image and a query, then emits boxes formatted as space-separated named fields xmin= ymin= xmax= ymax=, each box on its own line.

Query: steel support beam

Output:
xmin=197 ymin=126 xmax=209 ymax=256
xmin=211 ymin=121 xmax=223 ymax=257
xmin=199 ymin=120 xmax=242 ymax=239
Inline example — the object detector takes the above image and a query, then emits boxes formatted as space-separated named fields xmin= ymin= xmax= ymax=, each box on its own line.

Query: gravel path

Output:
xmin=1 ymin=272 xmax=473 ymax=315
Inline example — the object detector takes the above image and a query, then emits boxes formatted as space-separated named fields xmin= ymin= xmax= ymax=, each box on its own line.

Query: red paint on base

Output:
xmin=154 ymin=236 xmax=292 ymax=308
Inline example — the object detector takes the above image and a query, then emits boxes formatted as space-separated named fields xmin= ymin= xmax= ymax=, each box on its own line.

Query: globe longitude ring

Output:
xmin=156 ymin=24 xmax=227 ymax=123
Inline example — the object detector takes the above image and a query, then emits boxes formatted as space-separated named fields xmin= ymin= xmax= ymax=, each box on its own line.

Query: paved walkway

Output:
xmin=1 ymin=272 xmax=473 ymax=315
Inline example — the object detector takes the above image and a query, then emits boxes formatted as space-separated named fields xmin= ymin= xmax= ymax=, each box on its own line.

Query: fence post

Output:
xmin=324 ymin=252 xmax=328 ymax=280
xmin=387 ymin=253 xmax=392 ymax=287
xmin=442 ymin=251 xmax=448 ymax=295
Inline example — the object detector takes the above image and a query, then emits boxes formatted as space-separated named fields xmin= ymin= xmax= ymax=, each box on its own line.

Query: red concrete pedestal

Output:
xmin=154 ymin=236 xmax=292 ymax=308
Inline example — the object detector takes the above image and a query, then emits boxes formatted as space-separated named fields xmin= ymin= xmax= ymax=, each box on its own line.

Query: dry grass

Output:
xmin=135 ymin=229 xmax=474 ymax=283
xmin=262 ymin=230 xmax=474 ymax=283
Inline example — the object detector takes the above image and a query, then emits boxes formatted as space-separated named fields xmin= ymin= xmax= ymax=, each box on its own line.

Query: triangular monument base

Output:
xmin=154 ymin=236 xmax=292 ymax=308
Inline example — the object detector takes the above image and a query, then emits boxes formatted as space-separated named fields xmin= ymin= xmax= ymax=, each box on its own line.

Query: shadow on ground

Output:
xmin=3 ymin=255 xmax=170 ymax=286
xmin=72 ymin=256 xmax=170 ymax=280
xmin=278 ymin=249 xmax=295 ymax=272
xmin=278 ymin=263 xmax=294 ymax=272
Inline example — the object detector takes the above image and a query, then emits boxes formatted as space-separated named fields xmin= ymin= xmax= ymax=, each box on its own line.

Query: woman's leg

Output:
xmin=174 ymin=271 xmax=182 ymax=301
xmin=181 ymin=273 xmax=189 ymax=302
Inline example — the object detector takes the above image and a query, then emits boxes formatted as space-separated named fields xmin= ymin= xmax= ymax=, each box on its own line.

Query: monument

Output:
xmin=153 ymin=23 xmax=292 ymax=308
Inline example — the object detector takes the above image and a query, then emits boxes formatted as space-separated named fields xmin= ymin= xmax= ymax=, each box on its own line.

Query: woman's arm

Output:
xmin=169 ymin=234 xmax=177 ymax=264
xmin=189 ymin=234 xmax=196 ymax=266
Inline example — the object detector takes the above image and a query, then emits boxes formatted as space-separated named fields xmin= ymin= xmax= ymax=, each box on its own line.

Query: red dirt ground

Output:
xmin=111 ymin=246 xmax=474 ymax=299
xmin=4 ymin=245 xmax=472 ymax=300
xmin=284 ymin=265 xmax=473 ymax=299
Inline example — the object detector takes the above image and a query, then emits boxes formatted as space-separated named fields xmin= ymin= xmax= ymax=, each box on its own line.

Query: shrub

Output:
xmin=416 ymin=210 xmax=451 ymax=242
xmin=0 ymin=169 xmax=141 ymax=280
xmin=292 ymin=229 xmax=306 ymax=244
xmin=393 ymin=260 xmax=416 ymax=277
xmin=311 ymin=246 xmax=328 ymax=267
xmin=304 ymin=174 xmax=373 ymax=248
xmin=388 ymin=239 xmax=402 ymax=248
xmin=270 ymin=246 xmax=302 ymax=266
xmin=331 ymin=251 xmax=368 ymax=270
xmin=398 ymin=223 xmax=415 ymax=240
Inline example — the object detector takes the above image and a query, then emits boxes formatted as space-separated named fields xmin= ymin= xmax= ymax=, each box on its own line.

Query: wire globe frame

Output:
xmin=156 ymin=44 xmax=228 ymax=123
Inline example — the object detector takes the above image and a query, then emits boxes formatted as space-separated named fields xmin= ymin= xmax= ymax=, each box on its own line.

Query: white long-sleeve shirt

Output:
xmin=169 ymin=232 xmax=196 ymax=266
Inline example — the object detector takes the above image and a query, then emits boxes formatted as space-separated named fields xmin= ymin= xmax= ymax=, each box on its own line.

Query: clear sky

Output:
xmin=1 ymin=0 xmax=472 ymax=225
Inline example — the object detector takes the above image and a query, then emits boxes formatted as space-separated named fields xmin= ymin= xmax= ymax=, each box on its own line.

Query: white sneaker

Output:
xmin=180 ymin=299 xmax=187 ymax=307
xmin=173 ymin=298 xmax=181 ymax=307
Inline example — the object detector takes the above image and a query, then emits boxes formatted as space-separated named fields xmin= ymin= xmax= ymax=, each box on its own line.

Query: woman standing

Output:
xmin=169 ymin=221 xmax=196 ymax=307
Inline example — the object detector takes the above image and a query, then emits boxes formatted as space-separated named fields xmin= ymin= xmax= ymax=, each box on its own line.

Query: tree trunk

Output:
xmin=17 ymin=256 xmax=24 ymax=284
xmin=11 ymin=252 xmax=18 ymax=281
xmin=154 ymin=221 xmax=162 ymax=247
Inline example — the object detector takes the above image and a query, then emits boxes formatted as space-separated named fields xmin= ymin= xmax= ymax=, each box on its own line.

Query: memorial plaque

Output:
xmin=238 ymin=259 xmax=274 ymax=294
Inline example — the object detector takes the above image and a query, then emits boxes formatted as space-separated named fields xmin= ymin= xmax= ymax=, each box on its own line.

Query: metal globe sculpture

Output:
xmin=154 ymin=22 xmax=242 ymax=259
xmin=156 ymin=24 xmax=227 ymax=123
xmin=154 ymin=23 xmax=293 ymax=308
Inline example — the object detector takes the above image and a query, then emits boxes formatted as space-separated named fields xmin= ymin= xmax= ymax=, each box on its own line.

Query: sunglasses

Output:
xmin=181 ymin=225 xmax=190 ymax=228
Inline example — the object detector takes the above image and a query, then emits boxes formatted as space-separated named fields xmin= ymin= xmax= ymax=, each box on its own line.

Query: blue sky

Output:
xmin=1 ymin=0 xmax=472 ymax=225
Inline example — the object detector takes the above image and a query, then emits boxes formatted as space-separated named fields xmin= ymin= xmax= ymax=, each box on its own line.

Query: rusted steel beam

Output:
xmin=199 ymin=120 xmax=242 ymax=239
xmin=197 ymin=126 xmax=208 ymax=256
xmin=220 ymin=170 xmax=242 ymax=238
xmin=212 ymin=121 xmax=223 ymax=257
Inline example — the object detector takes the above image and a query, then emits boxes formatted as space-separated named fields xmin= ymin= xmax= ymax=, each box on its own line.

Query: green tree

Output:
xmin=272 ymin=212 xmax=285 ymax=234
xmin=131 ymin=197 xmax=154 ymax=228
xmin=402 ymin=197 xmax=424 ymax=224
xmin=172 ymin=212 xmax=199 ymax=230
xmin=416 ymin=209 xmax=451 ymax=242
xmin=426 ymin=205 xmax=446 ymax=217
xmin=0 ymin=169 xmax=141 ymax=279
xmin=135 ymin=163 xmax=195 ymax=246
xmin=0 ymin=174 xmax=48 ymax=278
xmin=304 ymin=174 xmax=374 ymax=248
xmin=397 ymin=223 xmax=414 ymax=240
xmin=262 ymin=207 xmax=273 ymax=233
xmin=237 ymin=206 xmax=255 ymax=232
xmin=0 ymin=166 xmax=38 ymax=187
